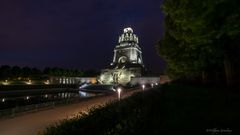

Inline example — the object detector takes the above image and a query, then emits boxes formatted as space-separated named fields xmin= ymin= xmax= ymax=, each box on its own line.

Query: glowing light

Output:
xmin=124 ymin=27 xmax=133 ymax=33
xmin=91 ymin=78 xmax=97 ymax=84
xmin=44 ymin=80 xmax=50 ymax=85
xmin=2 ymin=98 xmax=5 ymax=102
xmin=3 ymin=80 xmax=9 ymax=85
xmin=26 ymin=96 xmax=30 ymax=100
xmin=112 ymin=87 xmax=116 ymax=91
xmin=45 ymin=94 xmax=48 ymax=98
xmin=117 ymin=88 xmax=122 ymax=101
xmin=155 ymin=83 xmax=158 ymax=86
xmin=26 ymin=80 xmax=32 ymax=85
xmin=142 ymin=84 xmax=145 ymax=90
xmin=151 ymin=83 xmax=154 ymax=88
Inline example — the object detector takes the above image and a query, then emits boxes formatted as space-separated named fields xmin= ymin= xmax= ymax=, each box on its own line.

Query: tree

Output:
xmin=11 ymin=66 xmax=22 ymax=79
xmin=157 ymin=0 xmax=240 ymax=86
xmin=83 ymin=69 xmax=99 ymax=77
xmin=22 ymin=67 xmax=31 ymax=79
xmin=31 ymin=68 xmax=42 ymax=79
xmin=0 ymin=65 xmax=11 ymax=80
xmin=43 ymin=67 xmax=51 ymax=75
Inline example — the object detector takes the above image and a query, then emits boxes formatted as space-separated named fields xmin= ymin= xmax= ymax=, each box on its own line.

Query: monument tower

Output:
xmin=99 ymin=27 xmax=144 ymax=85
xmin=112 ymin=27 xmax=143 ymax=65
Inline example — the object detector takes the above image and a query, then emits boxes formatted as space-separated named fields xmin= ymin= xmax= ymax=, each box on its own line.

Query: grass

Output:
xmin=41 ymin=84 xmax=240 ymax=135
xmin=159 ymin=84 xmax=239 ymax=134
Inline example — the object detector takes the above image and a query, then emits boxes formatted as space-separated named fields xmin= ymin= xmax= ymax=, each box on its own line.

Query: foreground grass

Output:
xmin=41 ymin=84 xmax=240 ymax=135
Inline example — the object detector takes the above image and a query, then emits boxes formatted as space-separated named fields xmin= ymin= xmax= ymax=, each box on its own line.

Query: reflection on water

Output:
xmin=79 ymin=91 xmax=87 ymax=97
xmin=0 ymin=89 xmax=97 ymax=110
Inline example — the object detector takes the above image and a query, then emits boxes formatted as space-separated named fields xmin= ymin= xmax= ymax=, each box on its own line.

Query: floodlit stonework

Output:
xmin=99 ymin=27 xmax=144 ymax=85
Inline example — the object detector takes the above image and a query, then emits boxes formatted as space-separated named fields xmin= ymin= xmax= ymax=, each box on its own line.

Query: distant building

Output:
xmin=50 ymin=77 xmax=97 ymax=84
xmin=99 ymin=27 xmax=144 ymax=85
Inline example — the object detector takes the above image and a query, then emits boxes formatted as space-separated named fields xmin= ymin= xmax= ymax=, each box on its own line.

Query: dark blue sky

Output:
xmin=0 ymin=0 xmax=164 ymax=72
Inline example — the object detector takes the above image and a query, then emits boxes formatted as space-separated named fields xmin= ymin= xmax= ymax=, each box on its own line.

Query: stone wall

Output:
xmin=129 ymin=77 xmax=160 ymax=85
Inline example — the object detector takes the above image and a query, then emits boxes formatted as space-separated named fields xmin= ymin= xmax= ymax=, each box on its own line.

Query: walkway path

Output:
xmin=0 ymin=90 xmax=139 ymax=135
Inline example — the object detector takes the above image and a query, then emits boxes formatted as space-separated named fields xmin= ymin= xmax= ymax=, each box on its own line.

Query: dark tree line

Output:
xmin=43 ymin=67 xmax=84 ymax=77
xmin=0 ymin=65 xmax=99 ymax=80
xmin=0 ymin=65 xmax=42 ymax=80
xmin=157 ymin=0 xmax=240 ymax=86
xmin=43 ymin=68 xmax=99 ymax=77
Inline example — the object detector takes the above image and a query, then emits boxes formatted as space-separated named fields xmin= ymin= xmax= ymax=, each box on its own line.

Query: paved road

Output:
xmin=0 ymin=90 xmax=139 ymax=135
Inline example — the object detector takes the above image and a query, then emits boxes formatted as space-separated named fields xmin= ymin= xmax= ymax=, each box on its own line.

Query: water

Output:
xmin=0 ymin=88 xmax=97 ymax=110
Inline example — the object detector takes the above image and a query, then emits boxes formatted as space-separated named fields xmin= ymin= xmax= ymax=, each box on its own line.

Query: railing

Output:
xmin=0 ymin=95 xmax=104 ymax=119
xmin=0 ymin=87 xmax=142 ymax=119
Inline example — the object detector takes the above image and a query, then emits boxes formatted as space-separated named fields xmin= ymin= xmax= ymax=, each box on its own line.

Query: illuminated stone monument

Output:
xmin=99 ymin=27 xmax=144 ymax=85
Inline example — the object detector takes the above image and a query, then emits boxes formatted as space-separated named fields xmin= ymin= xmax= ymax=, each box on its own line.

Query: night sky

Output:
xmin=0 ymin=0 xmax=164 ymax=73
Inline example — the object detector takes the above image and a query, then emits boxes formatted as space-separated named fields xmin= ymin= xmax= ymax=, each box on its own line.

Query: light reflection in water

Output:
xmin=79 ymin=91 xmax=88 ymax=97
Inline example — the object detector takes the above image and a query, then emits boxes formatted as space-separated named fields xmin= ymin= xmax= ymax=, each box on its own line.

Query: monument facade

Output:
xmin=99 ymin=27 xmax=144 ymax=85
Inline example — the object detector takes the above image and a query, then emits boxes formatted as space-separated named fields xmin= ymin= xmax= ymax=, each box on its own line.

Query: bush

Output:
xmin=41 ymin=87 xmax=162 ymax=135
xmin=41 ymin=84 xmax=240 ymax=135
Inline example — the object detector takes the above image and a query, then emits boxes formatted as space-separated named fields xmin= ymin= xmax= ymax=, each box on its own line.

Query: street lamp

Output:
xmin=117 ymin=88 xmax=121 ymax=101
xmin=142 ymin=84 xmax=145 ymax=90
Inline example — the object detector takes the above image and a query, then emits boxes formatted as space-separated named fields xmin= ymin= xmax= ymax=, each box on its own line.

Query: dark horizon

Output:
xmin=0 ymin=0 xmax=165 ymax=73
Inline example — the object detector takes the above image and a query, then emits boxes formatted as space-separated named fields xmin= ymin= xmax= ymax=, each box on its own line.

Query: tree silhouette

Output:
xmin=157 ymin=0 xmax=240 ymax=86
